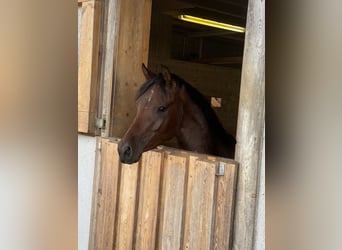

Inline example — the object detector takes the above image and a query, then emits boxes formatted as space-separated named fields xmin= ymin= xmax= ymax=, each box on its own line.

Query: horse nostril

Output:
xmin=118 ymin=143 xmax=135 ymax=163
xmin=124 ymin=145 xmax=132 ymax=159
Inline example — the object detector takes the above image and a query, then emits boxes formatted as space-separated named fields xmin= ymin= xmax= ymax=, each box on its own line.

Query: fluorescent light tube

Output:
xmin=178 ymin=15 xmax=245 ymax=33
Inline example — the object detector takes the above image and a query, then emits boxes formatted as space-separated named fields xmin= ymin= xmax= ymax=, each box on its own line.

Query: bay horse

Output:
xmin=118 ymin=64 xmax=236 ymax=164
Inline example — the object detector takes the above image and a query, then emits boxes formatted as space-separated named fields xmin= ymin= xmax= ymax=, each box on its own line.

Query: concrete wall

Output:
xmin=78 ymin=135 xmax=96 ymax=250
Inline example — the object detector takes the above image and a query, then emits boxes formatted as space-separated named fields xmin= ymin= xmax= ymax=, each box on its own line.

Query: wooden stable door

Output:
xmin=89 ymin=138 xmax=238 ymax=250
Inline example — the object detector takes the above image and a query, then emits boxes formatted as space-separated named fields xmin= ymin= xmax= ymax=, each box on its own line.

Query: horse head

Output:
xmin=118 ymin=64 xmax=183 ymax=164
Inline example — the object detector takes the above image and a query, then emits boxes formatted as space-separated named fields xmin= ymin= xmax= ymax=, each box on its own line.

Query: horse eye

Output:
xmin=158 ymin=106 xmax=167 ymax=112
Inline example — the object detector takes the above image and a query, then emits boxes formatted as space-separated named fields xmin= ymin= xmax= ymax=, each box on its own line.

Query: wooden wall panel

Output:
xmin=110 ymin=0 xmax=152 ymax=137
xmin=157 ymin=154 xmax=187 ymax=250
xmin=182 ymin=156 xmax=216 ymax=250
xmin=89 ymin=138 xmax=238 ymax=250
xmin=79 ymin=0 xmax=152 ymax=137
xmin=114 ymin=161 xmax=139 ymax=250
xmin=88 ymin=138 xmax=120 ymax=250
xmin=78 ymin=0 xmax=102 ymax=134
xmin=135 ymin=151 xmax=162 ymax=250
xmin=213 ymin=162 xmax=238 ymax=250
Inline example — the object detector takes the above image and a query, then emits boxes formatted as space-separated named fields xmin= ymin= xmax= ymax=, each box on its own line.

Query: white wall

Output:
xmin=78 ymin=135 xmax=96 ymax=250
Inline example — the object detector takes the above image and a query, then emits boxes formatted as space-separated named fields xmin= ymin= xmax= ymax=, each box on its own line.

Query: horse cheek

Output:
xmin=151 ymin=116 xmax=163 ymax=131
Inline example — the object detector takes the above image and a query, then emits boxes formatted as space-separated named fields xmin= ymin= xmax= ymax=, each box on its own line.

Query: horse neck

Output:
xmin=176 ymin=91 xmax=215 ymax=154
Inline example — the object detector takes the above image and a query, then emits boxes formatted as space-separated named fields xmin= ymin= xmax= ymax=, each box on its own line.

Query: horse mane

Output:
xmin=172 ymin=74 xmax=236 ymax=145
xmin=136 ymin=73 xmax=236 ymax=144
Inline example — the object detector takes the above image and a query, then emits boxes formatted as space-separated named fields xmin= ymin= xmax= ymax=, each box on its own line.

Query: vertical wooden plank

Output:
xmin=157 ymin=154 xmax=187 ymax=250
xmin=89 ymin=140 xmax=240 ymax=250
xmin=88 ymin=137 xmax=103 ymax=250
xmin=110 ymin=0 xmax=152 ymax=137
xmin=134 ymin=151 xmax=162 ymax=249
xmin=91 ymin=138 xmax=108 ymax=249
xmin=78 ymin=0 xmax=102 ymax=134
xmin=233 ymin=0 xmax=265 ymax=249
xmin=97 ymin=0 xmax=120 ymax=137
xmin=212 ymin=162 xmax=238 ymax=250
xmin=114 ymin=161 xmax=139 ymax=250
xmin=182 ymin=156 xmax=216 ymax=250
xmin=88 ymin=138 xmax=120 ymax=250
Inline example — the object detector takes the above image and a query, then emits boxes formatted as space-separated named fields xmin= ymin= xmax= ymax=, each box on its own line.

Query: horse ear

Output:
xmin=161 ymin=64 xmax=172 ymax=83
xmin=142 ymin=63 xmax=156 ymax=80
xmin=161 ymin=65 xmax=177 ymax=89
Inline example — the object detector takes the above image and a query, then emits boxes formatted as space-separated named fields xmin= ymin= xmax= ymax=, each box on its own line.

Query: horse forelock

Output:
xmin=136 ymin=74 xmax=168 ymax=100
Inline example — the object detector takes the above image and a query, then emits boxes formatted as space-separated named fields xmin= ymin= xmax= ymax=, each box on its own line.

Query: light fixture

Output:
xmin=178 ymin=14 xmax=245 ymax=33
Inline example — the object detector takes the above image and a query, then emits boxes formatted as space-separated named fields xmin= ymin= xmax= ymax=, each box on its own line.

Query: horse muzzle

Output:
xmin=118 ymin=142 xmax=141 ymax=164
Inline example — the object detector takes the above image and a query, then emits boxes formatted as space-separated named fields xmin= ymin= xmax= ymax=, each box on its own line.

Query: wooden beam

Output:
xmin=96 ymin=0 xmax=120 ymax=137
xmin=233 ymin=0 xmax=265 ymax=249
xmin=181 ymin=30 xmax=245 ymax=42
xmin=182 ymin=0 xmax=247 ymax=19
xmin=186 ymin=30 xmax=237 ymax=38
xmin=78 ymin=0 xmax=102 ymax=134
xmin=191 ymin=57 xmax=242 ymax=65
xmin=155 ymin=0 xmax=193 ymax=12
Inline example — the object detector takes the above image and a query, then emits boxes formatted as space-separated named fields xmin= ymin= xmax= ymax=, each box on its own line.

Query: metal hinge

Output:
xmin=95 ymin=117 xmax=106 ymax=129
xmin=216 ymin=163 xmax=225 ymax=176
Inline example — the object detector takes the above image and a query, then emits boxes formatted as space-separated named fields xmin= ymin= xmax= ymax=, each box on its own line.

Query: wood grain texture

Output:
xmin=114 ymin=161 xmax=139 ymax=250
xmin=110 ymin=0 xmax=152 ymax=137
xmin=78 ymin=0 xmax=101 ymax=134
xmin=134 ymin=150 xmax=162 ymax=250
xmin=213 ymin=162 xmax=238 ymax=250
xmin=182 ymin=156 xmax=216 ymax=250
xmin=88 ymin=138 xmax=120 ymax=250
xmin=89 ymin=140 xmax=239 ymax=250
xmin=88 ymin=137 xmax=104 ymax=250
xmin=94 ymin=140 xmax=120 ymax=250
xmin=233 ymin=0 xmax=265 ymax=249
xmin=157 ymin=154 xmax=187 ymax=250
xmin=96 ymin=0 xmax=120 ymax=137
